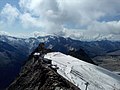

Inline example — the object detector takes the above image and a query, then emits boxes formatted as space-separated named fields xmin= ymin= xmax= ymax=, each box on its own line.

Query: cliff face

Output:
xmin=7 ymin=48 xmax=80 ymax=90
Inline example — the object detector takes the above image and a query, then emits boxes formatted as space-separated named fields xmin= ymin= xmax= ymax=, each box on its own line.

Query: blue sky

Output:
xmin=0 ymin=0 xmax=19 ymax=10
xmin=0 ymin=0 xmax=120 ymax=40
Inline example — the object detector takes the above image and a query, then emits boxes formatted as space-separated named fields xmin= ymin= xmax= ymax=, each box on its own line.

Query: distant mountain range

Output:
xmin=0 ymin=34 xmax=120 ymax=67
xmin=0 ymin=34 xmax=120 ymax=89
xmin=0 ymin=35 xmax=120 ymax=56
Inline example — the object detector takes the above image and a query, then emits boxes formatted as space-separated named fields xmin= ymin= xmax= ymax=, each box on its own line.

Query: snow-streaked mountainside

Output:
xmin=45 ymin=52 xmax=120 ymax=90
xmin=0 ymin=35 xmax=120 ymax=89
xmin=0 ymin=35 xmax=120 ymax=57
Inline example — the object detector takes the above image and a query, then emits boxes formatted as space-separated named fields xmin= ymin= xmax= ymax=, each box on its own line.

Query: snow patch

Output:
xmin=45 ymin=52 xmax=120 ymax=90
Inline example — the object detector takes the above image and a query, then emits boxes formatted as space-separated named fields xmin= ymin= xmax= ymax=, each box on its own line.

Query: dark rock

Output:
xmin=68 ymin=49 xmax=96 ymax=65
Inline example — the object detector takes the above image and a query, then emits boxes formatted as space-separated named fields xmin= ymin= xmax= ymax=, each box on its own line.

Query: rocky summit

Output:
xmin=7 ymin=44 xmax=80 ymax=90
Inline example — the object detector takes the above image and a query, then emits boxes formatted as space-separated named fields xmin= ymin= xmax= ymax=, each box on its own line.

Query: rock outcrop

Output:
xmin=7 ymin=44 xmax=80 ymax=90
xmin=68 ymin=49 xmax=96 ymax=65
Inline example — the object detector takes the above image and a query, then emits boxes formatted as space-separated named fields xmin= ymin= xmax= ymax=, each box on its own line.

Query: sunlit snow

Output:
xmin=45 ymin=52 xmax=120 ymax=90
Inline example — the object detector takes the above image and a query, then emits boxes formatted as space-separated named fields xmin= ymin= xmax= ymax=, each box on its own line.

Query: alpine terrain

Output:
xmin=7 ymin=44 xmax=120 ymax=90
xmin=0 ymin=34 xmax=120 ymax=89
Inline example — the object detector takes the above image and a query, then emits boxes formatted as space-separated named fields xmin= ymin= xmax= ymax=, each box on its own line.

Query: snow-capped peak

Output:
xmin=45 ymin=52 xmax=120 ymax=90
xmin=0 ymin=31 xmax=10 ymax=36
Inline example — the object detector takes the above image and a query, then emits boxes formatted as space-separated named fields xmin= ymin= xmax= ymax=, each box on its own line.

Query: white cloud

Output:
xmin=19 ymin=13 xmax=44 ymax=28
xmin=0 ymin=0 xmax=120 ymax=40
xmin=31 ymin=31 xmax=49 ymax=37
xmin=0 ymin=3 xmax=20 ymax=24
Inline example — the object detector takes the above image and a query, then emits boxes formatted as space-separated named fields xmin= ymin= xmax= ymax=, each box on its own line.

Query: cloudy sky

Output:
xmin=0 ymin=0 xmax=120 ymax=40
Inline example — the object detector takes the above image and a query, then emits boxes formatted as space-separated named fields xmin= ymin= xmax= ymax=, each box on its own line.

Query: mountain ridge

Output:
xmin=7 ymin=45 xmax=80 ymax=90
xmin=7 ymin=44 xmax=120 ymax=90
xmin=0 ymin=35 xmax=120 ymax=89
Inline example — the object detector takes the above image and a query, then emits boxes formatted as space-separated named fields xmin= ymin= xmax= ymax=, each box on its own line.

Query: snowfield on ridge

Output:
xmin=45 ymin=52 xmax=120 ymax=90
